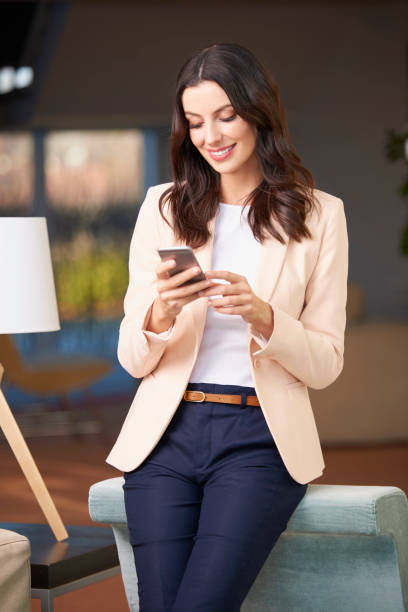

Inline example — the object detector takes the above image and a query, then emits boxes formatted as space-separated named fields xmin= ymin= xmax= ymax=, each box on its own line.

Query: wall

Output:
xmin=31 ymin=0 xmax=408 ymax=319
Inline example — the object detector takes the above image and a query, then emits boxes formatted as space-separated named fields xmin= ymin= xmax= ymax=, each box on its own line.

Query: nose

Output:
xmin=204 ymin=121 xmax=221 ymax=147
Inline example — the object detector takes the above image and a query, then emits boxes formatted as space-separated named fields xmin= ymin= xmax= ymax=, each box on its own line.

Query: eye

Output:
xmin=220 ymin=113 xmax=237 ymax=123
xmin=189 ymin=122 xmax=203 ymax=130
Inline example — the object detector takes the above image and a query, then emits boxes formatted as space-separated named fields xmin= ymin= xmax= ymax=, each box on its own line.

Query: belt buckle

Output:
xmin=184 ymin=390 xmax=206 ymax=403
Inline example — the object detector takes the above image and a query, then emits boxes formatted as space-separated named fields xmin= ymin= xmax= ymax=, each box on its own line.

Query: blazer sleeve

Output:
xmin=250 ymin=197 xmax=348 ymax=390
xmin=117 ymin=186 xmax=173 ymax=378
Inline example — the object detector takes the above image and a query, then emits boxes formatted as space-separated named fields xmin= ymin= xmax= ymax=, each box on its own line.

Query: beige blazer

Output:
xmin=107 ymin=182 xmax=348 ymax=484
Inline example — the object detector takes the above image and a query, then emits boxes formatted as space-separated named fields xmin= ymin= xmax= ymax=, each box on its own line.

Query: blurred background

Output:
xmin=0 ymin=1 xmax=407 ymax=608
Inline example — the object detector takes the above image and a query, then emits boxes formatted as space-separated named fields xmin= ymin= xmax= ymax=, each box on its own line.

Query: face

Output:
xmin=181 ymin=80 xmax=260 ymax=177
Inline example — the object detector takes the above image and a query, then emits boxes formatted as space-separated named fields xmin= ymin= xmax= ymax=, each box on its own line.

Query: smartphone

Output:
xmin=157 ymin=246 xmax=206 ymax=286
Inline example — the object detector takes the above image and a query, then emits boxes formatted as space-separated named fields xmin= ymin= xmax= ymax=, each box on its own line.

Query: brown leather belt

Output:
xmin=183 ymin=390 xmax=260 ymax=407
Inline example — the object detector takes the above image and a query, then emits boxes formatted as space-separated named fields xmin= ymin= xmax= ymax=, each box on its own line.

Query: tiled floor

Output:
xmin=0 ymin=422 xmax=407 ymax=611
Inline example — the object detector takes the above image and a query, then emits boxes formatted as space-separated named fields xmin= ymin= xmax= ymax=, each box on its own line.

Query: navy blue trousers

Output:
xmin=123 ymin=382 xmax=307 ymax=612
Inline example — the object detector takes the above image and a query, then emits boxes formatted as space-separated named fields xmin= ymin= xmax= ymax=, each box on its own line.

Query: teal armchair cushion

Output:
xmin=89 ymin=481 xmax=408 ymax=611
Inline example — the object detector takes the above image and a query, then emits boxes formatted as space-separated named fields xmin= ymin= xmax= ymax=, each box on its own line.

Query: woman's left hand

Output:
xmin=199 ymin=270 xmax=274 ymax=341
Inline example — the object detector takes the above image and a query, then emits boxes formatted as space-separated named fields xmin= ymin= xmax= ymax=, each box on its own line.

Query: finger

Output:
xmin=165 ymin=291 xmax=204 ymax=313
xmin=209 ymin=294 xmax=251 ymax=308
xmin=205 ymin=270 xmax=244 ymax=283
xmin=211 ymin=282 xmax=248 ymax=296
xmin=179 ymin=292 xmax=204 ymax=306
xmin=161 ymin=277 xmax=213 ymax=300
xmin=210 ymin=304 xmax=252 ymax=316
xmin=198 ymin=283 xmax=228 ymax=297
xmin=158 ymin=265 xmax=203 ymax=290
xmin=156 ymin=259 xmax=176 ymax=279
xmin=199 ymin=283 xmax=250 ymax=298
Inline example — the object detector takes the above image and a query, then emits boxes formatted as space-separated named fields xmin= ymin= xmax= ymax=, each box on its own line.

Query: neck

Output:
xmin=219 ymin=161 xmax=262 ymax=206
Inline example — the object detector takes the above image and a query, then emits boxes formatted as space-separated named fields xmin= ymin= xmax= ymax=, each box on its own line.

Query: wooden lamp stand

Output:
xmin=0 ymin=363 xmax=68 ymax=541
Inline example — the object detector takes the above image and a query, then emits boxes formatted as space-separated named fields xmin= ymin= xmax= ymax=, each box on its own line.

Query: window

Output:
xmin=44 ymin=129 xmax=145 ymax=321
xmin=45 ymin=130 xmax=144 ymax=209
xmin=0 ymin=132 xmax=33 ymax=210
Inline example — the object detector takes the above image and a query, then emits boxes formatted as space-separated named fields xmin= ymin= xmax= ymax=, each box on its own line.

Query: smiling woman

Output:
xmin=183 ymin=83 xmax=259 ymax=181
xmin=107 ymin=42 xmax=348 ymax=612
xmin=160 ymin=42 xmax=316 ymax=250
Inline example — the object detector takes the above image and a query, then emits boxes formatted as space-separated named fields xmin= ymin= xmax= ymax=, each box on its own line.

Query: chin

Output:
xmin=206 ymin=159 xmax=241 ymax=174
xmin=217 ymin=164 xmax=243 ymax=176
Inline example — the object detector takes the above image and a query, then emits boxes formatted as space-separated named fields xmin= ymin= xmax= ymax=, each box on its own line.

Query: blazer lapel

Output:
xmin=253 ymin=220 xmax=289 ymax=302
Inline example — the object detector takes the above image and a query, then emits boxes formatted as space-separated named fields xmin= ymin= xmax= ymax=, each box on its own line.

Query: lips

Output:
xmin=208 ymin=143 xmax=236 ymax=161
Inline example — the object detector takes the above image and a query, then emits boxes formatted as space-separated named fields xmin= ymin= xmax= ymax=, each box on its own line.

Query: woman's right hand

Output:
xmin=146 ymin=259 xmax=213 ymax=333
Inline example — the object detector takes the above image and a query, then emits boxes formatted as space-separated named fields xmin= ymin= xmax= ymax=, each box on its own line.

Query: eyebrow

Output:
xmin=184 ymin=104 xmax=234 ymax=117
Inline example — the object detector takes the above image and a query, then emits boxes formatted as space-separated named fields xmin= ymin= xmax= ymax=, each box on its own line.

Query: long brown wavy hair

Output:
xmin=159 ymin=43 xmax=318 ymax=248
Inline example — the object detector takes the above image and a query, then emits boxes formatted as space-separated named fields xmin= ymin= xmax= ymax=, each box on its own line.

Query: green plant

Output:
xmin=384 ymin=128 xmax=408 ymax=255
xmin=53 ymin=239 xmax=129 ymax=321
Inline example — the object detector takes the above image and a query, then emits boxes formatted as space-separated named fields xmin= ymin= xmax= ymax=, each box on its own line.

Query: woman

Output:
xmin=107 ymin=43 xmax=348 ymax=611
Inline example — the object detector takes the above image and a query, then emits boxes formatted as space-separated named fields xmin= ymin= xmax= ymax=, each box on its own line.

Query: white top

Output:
xmin=189 ymin=203 xmax=261 ymax=386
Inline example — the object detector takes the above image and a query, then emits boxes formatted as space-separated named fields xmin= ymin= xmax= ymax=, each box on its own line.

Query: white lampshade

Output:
xmin=0 ymin=217 xmax=60 ymax=334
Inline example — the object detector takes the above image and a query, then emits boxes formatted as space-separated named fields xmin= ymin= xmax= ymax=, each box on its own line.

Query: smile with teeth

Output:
xmin=208 ymin=144 xmax=236 ymax=159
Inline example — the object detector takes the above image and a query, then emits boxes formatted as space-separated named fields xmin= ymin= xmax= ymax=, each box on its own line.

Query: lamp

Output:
xmin=0 ymin=217 xmax=68 ymax=541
